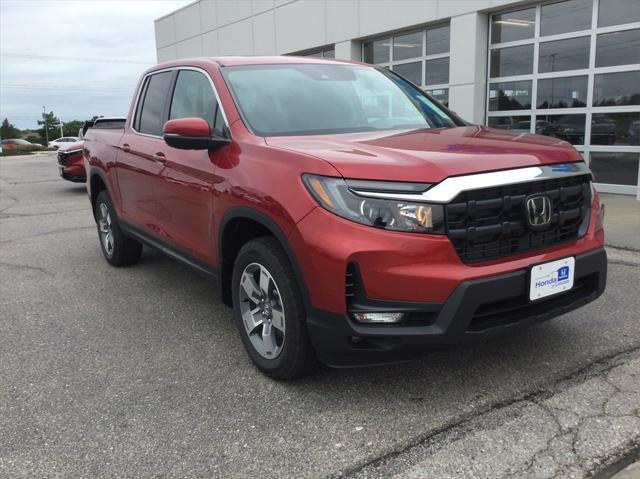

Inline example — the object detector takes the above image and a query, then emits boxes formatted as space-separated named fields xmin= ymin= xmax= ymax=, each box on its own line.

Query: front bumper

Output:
xmin=307 ymin=247 xmax=606 ymax=367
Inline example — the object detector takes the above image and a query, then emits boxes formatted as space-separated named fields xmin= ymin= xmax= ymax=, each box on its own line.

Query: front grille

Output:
xmin=57 ymin=149 xmax=81 ymax=166
xmin=445 ymin=174 xmax=591 ymax=262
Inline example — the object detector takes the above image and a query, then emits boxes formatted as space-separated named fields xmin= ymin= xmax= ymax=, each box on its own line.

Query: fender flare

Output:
xmin=218 ymin=207 xmax=311 ymax=311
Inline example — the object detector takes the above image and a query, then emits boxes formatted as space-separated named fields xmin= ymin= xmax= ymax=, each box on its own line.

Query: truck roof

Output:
xmin=151 ymin=56 xmax=366 ymax=71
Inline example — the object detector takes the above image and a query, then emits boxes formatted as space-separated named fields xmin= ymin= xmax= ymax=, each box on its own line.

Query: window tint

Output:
xmin=393 ymin=30 xmax=422 ymax=61
xmin=590 ymin=153 xmax=639 ymax=185
xmin=488 ymin=80 xmax=532 ymax=111
xmin=393 ymin=62 xmax=421 ymax=85
xmin=425 ymin=57 xmax=449 ymax=85
xmin=488 ymin=116 xmax=531 ymax=133
xmin=490 ymin=44 xmax=534 ymax=77
xmin=596 ymin=29 xmax=640 ymax=67
xmin=534 ymin=114 xmax=586 ymax=145
xmin=363 ymin=38 xmax=390 ymax=64
xmin=170 ymin=70 xmax=218 ymax=129
xmin=598 ymin=0 xmax=640 ymax=27
xmin=213 ymin=106 xmax=225 ymax=137
xmin=540 ymin=0 xmax=592 ymax=36
xmin=538 ymin=36 xmax=590 ymax=72
xmin=138 ymin=71 xmax=172 ymax=136
xmin=491 ymin=8 xmax=535 ymax=44
xmin=593 ymin=71 xmax=640 ymax=106
xmin=426 ymin=25 xmax=450 ymax=55
xmin=537 ymin=76 xmax=588 ymax=108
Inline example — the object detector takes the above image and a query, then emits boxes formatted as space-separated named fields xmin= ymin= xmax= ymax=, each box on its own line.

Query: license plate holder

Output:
xmin=529 ymin=257 xmax=575 ymax=301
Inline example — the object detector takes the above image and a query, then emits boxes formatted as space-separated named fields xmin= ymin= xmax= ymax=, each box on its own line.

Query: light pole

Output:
xmin=59 ymin=121 xmax=63 ymax=138
xmin=42 ymin=106 xmax=49 ymax=145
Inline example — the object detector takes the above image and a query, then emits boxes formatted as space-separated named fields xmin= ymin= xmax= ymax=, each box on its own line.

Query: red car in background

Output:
xmin=57 ymin=141 xmax=85 ymax=182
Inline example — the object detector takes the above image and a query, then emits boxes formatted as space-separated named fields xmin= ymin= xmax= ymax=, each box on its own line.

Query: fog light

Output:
xmin=352 ymin=312 xmax=404 ymax=323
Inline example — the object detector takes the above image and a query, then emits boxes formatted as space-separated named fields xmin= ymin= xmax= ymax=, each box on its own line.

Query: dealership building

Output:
xmin=155 ymin=0 xmax=640 ymax=197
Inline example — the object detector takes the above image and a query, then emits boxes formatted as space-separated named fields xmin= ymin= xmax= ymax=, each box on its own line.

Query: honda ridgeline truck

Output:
xmin=83 ymin=57 xmax=607 ymax=379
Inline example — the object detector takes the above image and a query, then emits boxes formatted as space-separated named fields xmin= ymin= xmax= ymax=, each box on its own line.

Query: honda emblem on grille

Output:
xmin=525 ymin=194 xmax=552 ymax=230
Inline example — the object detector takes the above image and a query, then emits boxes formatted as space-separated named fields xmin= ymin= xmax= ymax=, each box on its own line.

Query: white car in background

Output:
xmin=48 ymin=137 xmax=79 ymax=150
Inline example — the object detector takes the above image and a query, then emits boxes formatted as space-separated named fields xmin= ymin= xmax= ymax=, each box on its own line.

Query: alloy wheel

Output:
xmin=98 ymin=203 xmax=114 ymax=257
xmin=238 ymin=262 xmax=286 ymax=359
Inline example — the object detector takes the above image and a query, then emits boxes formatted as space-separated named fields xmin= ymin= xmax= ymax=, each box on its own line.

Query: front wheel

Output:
xmin=232 ymin=237 xmax=318 ymax=379
xmin=95 ymin=191 xmax=142 ymax=267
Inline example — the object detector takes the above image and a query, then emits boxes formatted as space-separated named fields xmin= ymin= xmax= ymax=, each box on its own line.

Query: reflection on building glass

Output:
xmin=590 ymin=153 xmax=640 ymax=185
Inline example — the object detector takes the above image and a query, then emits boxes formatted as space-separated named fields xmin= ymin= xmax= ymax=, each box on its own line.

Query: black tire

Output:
xmin=94 ymin=190 xmax=142 ymax=267
xmin=232 ymin=237 xmax=318 ymax=379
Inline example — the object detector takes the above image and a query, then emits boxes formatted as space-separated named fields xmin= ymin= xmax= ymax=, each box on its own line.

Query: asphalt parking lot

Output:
xmin=1 ymin=152 xmax=639 ymax=478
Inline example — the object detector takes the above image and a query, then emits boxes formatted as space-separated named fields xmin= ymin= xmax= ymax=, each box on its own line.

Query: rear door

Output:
xmin=155 ymin=68 xmax=230 ymax=264
xmin=116 ymin=70 xmax=173 ymax=232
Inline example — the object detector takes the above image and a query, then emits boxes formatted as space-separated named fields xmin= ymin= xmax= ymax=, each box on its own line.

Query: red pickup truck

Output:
xmin=84 ymin=57 xmax=606 ymax=379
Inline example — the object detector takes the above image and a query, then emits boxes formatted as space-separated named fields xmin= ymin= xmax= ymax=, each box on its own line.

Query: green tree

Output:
xmin=0 ymin=118 xmax=20 ymax=140
xmin=62 ymin=120 xmax=84 ymax=137
xmin=37 ymin=111 xmax=60 ymax=145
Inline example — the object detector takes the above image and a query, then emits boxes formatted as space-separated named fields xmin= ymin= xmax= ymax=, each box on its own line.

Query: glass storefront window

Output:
xmin=488 ymin=116 xmax=531 ymax=132
xmin=595 ymin=29 xmax=640 ymax=68
xmin=426 ymin=25 xmax=450 ymax=55
xmin=534 ymin=114 xmax=587 ymax=144
xmin=541 ymin=0 xmax=593 ymax=36
xmin=491 ymin=8 xmax=536 ymax=44
xmin=598 ymin=0 xmax=640 ymax=27
xmin=489 ymin=81 xmax=532 ymax=111
xmin=537 ymin=76 xmax=588 ymax=108
xmin=393 ymin=30 xmax=422 ymax=61
xmin=593 ymin=71 xmax=640 ymax=107
xmin=591 ymin=112 xmax=640 ymax=145
xmin=538 ymin=36 xmax=590 ymax=72
xmin=490 ymin=44 xmax=534 ymax=77
xmin=427 ymin=88 xmax=449 ymax=107
xmin=364 ymin=38 xmax=390 ymax=64
xmin=363 ymin=24 xmax=450 ymax=91
xmin=590 ymin=152 xmax=640 ymax=185
xmin=488 ymin=1 xmax=640 ymax=193
xmin=393 ymin=62 xmax=422 ymax=85
xmin=425 ymin=57 xmax=449 ymax=85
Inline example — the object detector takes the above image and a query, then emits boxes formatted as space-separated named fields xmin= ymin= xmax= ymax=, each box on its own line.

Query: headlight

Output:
xmin=302 ymin=174 xmax=444 ymax=234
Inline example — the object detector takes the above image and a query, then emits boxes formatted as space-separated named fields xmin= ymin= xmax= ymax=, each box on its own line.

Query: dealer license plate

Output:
xmin=529 ymin=257 xmax=575 ymax=301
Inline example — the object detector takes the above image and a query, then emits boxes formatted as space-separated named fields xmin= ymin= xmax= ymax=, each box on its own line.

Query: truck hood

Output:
xmin=265 ymin=126 xmax=582 ymax=183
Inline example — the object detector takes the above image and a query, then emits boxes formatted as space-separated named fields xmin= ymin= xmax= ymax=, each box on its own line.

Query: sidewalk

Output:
xmin=601 ymin=193 xmax=640 ymax=251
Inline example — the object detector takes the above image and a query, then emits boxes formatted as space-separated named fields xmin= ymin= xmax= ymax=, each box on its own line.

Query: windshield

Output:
xmin=223 ymin=63 xmax=458 ymax=136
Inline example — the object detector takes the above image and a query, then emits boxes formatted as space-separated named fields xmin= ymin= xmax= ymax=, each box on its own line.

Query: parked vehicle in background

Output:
xmin=84 ymin=57 xmax=607 ymax=379
xmin=57 ymin=118 xmax=125 ymax=182
xmin=1 ymin=139 xmax=33 ymax=150
xmin=57 ymin=141 xmax=85 ymax=182
xmin=48 ymin=137 xmax=79 ymax=150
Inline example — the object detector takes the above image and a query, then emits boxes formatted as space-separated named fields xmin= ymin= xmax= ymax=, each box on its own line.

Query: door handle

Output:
xmin=121 ymin=143 xmax=130 ymax=153
xmin=153 ymin=152 xmax=166 ymax=163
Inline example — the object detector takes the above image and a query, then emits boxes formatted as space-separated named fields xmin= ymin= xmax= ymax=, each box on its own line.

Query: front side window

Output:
xmin=170 ymin=70 xmax=219 ymax=130
xmin=223 ymin=64 xmax=457 ymax=136
xmin=137 ymin=71 xmax=173 ymax=136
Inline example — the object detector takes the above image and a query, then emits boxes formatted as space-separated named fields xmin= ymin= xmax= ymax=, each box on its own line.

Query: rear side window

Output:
xmin=137 ymin=71 xmax=172 ymax=136
xmin=169 ymin=70 xmax=222 ymax=133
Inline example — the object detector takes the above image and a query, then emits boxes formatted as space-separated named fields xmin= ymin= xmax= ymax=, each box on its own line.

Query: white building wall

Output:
xmin=154 ymin=0 xmax=527 ymax=122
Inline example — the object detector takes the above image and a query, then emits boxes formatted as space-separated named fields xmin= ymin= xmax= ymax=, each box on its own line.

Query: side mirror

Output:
xmin=163 ymin=117 xmax=230 ymax=150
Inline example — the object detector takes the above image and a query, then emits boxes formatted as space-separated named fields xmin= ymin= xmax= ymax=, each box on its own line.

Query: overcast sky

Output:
xmin=0 ymin=0 xmax=191 ymax=130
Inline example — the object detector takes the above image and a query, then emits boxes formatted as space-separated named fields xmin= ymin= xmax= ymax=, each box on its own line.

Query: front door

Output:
xmin=154 ymin=68 xmax=230 ymax=264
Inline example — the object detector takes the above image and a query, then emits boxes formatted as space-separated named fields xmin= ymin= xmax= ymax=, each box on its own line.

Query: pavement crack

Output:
xmin=340 ymin=344 xmax=640 ymax=479
xmin=0 ymin=261 xmax=54 ymax=276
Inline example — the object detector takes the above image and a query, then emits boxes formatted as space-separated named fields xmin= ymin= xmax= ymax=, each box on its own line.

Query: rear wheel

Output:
xmin=95 ymin=191 xmax=142 ymax=266
xmin=232 ymin=237 xmax=318 ymax=379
